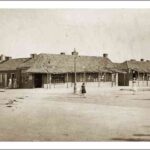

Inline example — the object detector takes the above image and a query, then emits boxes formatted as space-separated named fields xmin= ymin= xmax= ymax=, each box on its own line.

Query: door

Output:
xmin=118 ymin=73 xmax=128 ymax=86
xmin=34 ymin=74 xmax=42 ymax=88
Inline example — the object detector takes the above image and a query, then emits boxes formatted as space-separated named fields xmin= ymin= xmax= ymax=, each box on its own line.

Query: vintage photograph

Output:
xmin=0 ymin=9 xmax=150 ymax=141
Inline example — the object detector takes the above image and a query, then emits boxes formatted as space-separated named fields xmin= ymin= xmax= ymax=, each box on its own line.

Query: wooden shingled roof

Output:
xmin=18 ymin=53 xmax=117 ymax=74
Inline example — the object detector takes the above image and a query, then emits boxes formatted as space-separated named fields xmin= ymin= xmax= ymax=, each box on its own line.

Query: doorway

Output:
xmin=34 ymin=74 xmax=42 ymax=88
xmin=118 ymin=73 xmax=128 ymax=86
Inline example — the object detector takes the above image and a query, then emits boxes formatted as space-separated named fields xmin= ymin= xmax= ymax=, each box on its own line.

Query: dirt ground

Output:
xmin=0 ymin=85 xmax=150 ymax=141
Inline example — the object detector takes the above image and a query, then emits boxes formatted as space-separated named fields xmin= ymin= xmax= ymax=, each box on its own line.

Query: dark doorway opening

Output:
xmin=118 ymin=73 xmax=128 ymax=86
xmin=34 ymin=74 xmax=42 ymax=88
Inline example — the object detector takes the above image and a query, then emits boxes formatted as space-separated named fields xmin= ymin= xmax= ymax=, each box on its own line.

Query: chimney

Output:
xmin=5 ymin=56 xmax=12 ymax=61
xmin=30 ymin=53 xmax=37 ymax=58
xmin=0 ymin=54 xmax=5 ymax=62
xmin=60 ymin=52 xmax=65 ymax=55
xmin=130 ymin=59 xmax=136 ymax=61
xmin=103 ymin=53 xmax=108 ymax=58
xmin=140 ymin=59 xmax=144 ymax=62
xmin=72 ymin=48 xmax=78 ymax=56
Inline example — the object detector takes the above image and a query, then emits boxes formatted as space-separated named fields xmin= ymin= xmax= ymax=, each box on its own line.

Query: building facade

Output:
xmin=0 ymin=51 xmax=137 ymax=89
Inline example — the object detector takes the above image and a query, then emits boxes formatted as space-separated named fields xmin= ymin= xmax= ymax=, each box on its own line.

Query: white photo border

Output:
xmin=0 ymin=1 xmax=150 ymax=149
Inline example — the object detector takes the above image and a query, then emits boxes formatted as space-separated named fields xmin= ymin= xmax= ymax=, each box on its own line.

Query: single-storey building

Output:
xmin=0 ymin=55 xmax=30 ymax=88
xmin=115 ymin=59 xmax=150 ymax=87
xmin=0 ymin=50 xmax=125 ymax=89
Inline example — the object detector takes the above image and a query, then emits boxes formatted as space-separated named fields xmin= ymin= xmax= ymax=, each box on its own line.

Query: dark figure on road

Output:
xmin=81 ymin=82 xmax=86 ymax=97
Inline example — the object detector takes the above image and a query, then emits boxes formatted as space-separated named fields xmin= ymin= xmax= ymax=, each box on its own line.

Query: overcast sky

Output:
xmin=0 ymin=9 xmax=150 ymax=62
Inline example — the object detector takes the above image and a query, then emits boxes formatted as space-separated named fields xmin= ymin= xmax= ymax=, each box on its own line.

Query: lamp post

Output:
xmin=82 ymin=66 xmax=86 ymax=82
xmin=74 ymin=55 xmax=77 ymax=94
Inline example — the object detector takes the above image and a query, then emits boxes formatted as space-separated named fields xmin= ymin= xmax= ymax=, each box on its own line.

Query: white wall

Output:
xmin=129 ymin=80 xmax=150 ymax=87
xmin=43 ymin=81 xmax=117 ymax=89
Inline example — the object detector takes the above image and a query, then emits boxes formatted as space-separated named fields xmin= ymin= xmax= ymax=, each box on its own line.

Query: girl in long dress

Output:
xmin=81 ymin=82 xmax=86 ymax=98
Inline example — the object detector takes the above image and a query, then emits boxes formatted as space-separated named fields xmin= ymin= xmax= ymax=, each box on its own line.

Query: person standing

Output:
xmin=132 ymin=77 xmax=137 ymax=95
xmin=81 ymin=82 xmax=86 ymax=97
xmin=8 ymin=78 xmax=12 ymax=89
xmin=13 ymin=78 xmax=17 ymax=89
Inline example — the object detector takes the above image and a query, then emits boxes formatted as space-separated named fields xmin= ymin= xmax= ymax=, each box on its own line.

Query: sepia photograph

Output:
xmin=0 ymin=8 xmax=150 ymax=143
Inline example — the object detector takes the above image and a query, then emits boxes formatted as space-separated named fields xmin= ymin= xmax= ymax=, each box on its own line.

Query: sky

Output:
xmin=0 ymin=9 xmax=150 ymax=62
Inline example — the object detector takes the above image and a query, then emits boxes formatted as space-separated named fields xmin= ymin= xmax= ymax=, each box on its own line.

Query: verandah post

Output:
xmin=49 ymin=73 xmax=51 ymax=89
xmin=143 ymin=73 xmax=145 ymax=86
xmin=115 ymin=73 xmax=118 ymax=86
xmin=66 ymin=73 xmax=68 ymax=88
xmin=147 ymin=74 xmax=149 ymax=87
xmin=111 ymin=73 xmax=113 ymax=87
xmin=98 ymin=71 xmax=100 ymax=87
xmin=47 ymin=73 xmax=48 ymax=89
xmin=104 ymin=73 xmax=106 ymax=82
xmin=138 ymin=72 xmax=139 ymax=87
xmin=123 ymin=73 xmax=125 ymax=86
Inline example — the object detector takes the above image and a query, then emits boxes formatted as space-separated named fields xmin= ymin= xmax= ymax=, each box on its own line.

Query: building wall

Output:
xmin=128 ymin=71 xmax=150 ymax=87
xmin=65 ymin=73 xmax=113 ymax=83
xmin=0 ymin=72 xmax=7 ymax=88
xmin=129 ymin=80 xmax=150 ymax=87
xmin=0 ymin=70 xmax=20 ymax=88
xmin=20 ymin=70 xmax=34 ymax=88
xmin=41 ymin=72 xmax=118 ymax=89
xmin=0 ymin=71 xmax=123 ymax=89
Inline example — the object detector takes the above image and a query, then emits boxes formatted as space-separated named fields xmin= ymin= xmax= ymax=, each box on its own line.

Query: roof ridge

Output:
xmin=10 ymin=57 xmax=29 ymax=60
xmin=39 ymin=53 xmax=103 ymax=58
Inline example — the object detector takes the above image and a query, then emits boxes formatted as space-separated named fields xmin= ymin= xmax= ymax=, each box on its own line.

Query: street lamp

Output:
xmin=74 ymin=55 xmax=77 ymax=94
xmin=82 ymin=66 xmax=86 ymax=82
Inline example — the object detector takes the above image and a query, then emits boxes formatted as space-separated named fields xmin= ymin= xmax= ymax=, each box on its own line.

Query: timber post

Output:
xmin=66 ymin=73 xmax=68 ymax=88
xmin=49 ymin=73 xmax=51 ymax=89
xmin=47 ymin=73 xmax=49 ymax=89
xmin=123 ymin=73 xmax=125 ymax=86
xmin=138 ymin=72 xmax=139 ymax=87
xmin=98 ymin=71 xmax=100 ymax=87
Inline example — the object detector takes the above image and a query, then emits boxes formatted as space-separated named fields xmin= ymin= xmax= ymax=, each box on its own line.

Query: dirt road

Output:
xmin=0 ymin=87 xmax=150 ymax=141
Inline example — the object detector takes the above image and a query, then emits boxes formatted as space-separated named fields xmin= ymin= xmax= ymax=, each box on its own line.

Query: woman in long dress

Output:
xmin=13 ymin=78 xmax=17 ymax=88
xmin=8 ymin=78 xmax=12 ymax=89
xmin=132 ymin=78 xmax=137 ymax=95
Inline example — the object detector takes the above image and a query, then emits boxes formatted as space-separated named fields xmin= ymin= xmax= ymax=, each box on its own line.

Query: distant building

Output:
xmin=116 ymin=59 xmax=150 ymax=86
